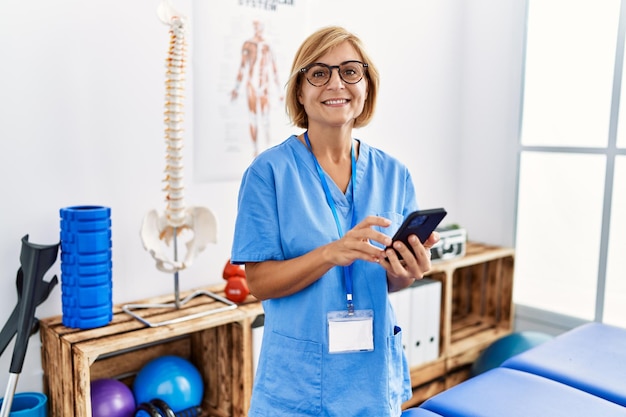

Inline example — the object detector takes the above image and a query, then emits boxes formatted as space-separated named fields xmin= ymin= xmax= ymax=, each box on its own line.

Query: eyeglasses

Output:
xmin=300 ymin=60 xmax=368 ymax=87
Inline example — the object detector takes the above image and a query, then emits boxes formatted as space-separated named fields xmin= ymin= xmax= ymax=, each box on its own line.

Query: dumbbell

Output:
xmin=135 ymin=399 xmax=200 ymax=416
xmin=222 ymin=259 xmax=249 ymax=303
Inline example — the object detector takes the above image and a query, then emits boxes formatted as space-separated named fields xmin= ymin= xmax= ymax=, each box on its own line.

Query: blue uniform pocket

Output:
xmin=388 ymin=329 xmax=412 ymax=413
xmin=256 ymin=330 xmax=323 ymax=414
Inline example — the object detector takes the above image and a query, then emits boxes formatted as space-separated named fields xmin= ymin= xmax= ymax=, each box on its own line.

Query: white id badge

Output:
xmin=327 ymin=309 xmax=374 ymax=353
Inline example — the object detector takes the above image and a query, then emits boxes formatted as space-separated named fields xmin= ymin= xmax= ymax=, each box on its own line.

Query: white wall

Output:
xmin=458 ymin=0 xmax=526 ymax=246
xmin=0 ymin=0 xmax=525 ymax=396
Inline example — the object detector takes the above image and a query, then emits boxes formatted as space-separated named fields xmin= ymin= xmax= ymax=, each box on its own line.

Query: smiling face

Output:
xmin=297 ymin=41 xmax=369 ymax=131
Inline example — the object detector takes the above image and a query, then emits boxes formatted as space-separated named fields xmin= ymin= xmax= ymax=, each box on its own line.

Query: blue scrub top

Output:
xmin=232 ymin=135 xmax=418 ymax=416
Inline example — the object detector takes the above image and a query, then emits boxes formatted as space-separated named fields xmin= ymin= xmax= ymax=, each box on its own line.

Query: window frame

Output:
xmin=515 ymin=0 xmax=626 ymax=326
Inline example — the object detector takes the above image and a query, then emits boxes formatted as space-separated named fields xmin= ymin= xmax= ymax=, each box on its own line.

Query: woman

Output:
xmin=231 ymin=26 xmax=439 ymax=416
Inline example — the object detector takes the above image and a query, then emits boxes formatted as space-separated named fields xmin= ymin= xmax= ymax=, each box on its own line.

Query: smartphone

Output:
xmin=387 ymin=208 xmax=447 ymax=259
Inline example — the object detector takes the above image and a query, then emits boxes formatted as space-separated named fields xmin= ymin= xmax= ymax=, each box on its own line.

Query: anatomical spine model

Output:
xmin=124 ymin=2 xmax=234 ymax=327
xmin=140 ymin=6 xmax=217 ymax=275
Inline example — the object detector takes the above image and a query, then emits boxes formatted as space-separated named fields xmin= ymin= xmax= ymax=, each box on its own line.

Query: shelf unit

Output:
xmin=39 ymin=241 xmax=512 ymax=415
xmin=39 ymin=286 xmax=263 ymax=417
xmin=404 ymin=241 xmax=515 ymax=407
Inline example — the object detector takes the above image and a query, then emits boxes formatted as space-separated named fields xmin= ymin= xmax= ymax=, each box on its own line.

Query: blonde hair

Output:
xmin=285 ymin=26 xmax=379 ymax=129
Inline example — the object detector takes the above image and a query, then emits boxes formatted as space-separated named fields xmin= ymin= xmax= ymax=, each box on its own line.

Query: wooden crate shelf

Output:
xmin=404 ymin=377 xmax=446 ymax=409
xmin=409 ymin=357 xmax=446 ymax=388
xmin=39 ymin=285 xmax=263 ymax=417
xmin=404 ymin=241 xmax=515 ymax=407
xmin=40 ymin=242 xmax=512 ymax=415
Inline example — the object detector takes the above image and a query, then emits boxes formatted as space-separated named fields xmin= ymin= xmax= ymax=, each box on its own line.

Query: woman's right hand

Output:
xmin=245 ymin=216 xmax=393 ymax=300
xmin=325 ymin=215 xmax=393 ymax=266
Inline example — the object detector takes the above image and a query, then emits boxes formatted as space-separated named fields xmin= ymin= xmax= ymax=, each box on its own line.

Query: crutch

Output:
xmin=0 ymin=235 xmax=58 ymax=417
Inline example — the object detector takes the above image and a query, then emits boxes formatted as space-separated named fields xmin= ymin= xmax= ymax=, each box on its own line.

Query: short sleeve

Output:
xmin=403 ymin=168 xmax=419 ymax=216
xmin=231 ymin=162 xmax=285 ymax=264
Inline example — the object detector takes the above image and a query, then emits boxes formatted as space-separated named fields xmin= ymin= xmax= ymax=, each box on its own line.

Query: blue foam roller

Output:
xmin=60 ymin=205 xmax=113 ymax=329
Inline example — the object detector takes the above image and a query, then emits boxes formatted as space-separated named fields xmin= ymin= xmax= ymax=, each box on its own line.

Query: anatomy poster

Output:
xmin=193 ymin=1 xmax=310 ymax=182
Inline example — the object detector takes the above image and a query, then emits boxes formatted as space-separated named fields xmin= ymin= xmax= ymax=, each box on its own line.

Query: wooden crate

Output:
xmin=426 ymin=242 xmax=514 ymax=370
xmin=403 ymin=242 xmax=515 ymax=408
xmin=39 ymin=285 xmax=263 ymax=417
xmin=403 ymin=377 xmax=446 ymax=409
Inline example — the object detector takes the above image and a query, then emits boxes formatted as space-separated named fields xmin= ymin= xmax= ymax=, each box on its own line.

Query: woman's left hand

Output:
xmin=382 ymin=232 xmax=440 ymax=292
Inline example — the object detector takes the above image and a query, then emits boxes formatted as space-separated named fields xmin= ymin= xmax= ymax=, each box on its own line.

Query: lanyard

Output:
xmin=304 ymin=131 xmax=358 ymax=314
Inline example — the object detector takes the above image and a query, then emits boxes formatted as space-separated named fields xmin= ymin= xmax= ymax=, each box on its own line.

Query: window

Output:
xmin=604 ymin=156 xmax=626 ymax=326
xmin=514 ymin=0 xmax=626 ymax=327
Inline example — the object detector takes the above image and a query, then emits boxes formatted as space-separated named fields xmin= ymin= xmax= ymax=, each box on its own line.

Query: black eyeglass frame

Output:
xmin=299 ymin=60 xmax=369 ymax=87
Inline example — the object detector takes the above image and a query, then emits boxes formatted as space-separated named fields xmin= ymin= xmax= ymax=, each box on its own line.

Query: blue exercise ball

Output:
xmin=133 ymin=355 xmax=204 ymax=413
xmin=471 ymin=331 xmax=553 ymax=376
xmin=91 ymin=378 xmax=136 ymax=417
